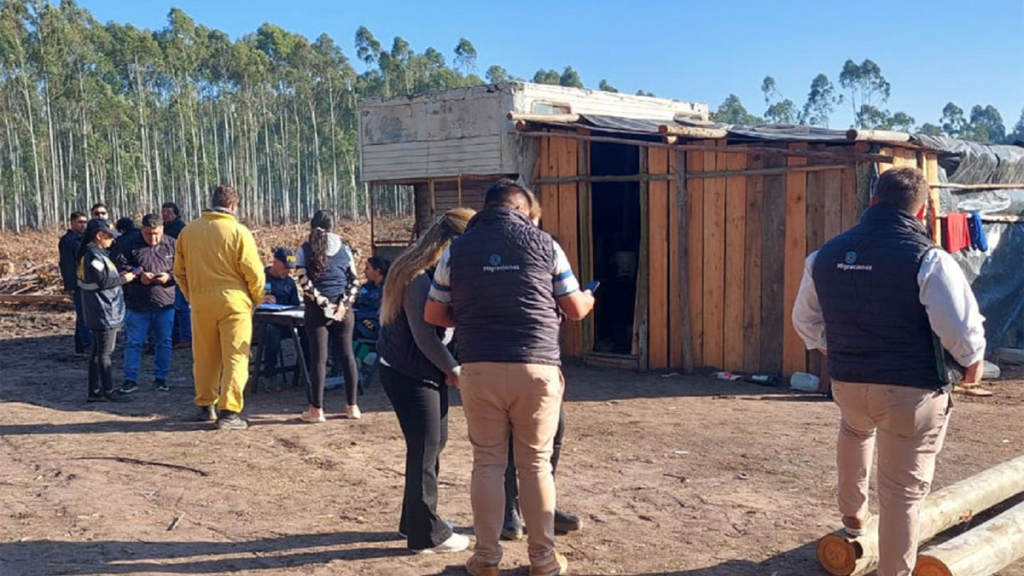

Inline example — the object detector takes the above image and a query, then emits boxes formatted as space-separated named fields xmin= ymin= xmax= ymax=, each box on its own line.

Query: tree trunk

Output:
xmin=915 ymin=501 xmax=1024 ymax=576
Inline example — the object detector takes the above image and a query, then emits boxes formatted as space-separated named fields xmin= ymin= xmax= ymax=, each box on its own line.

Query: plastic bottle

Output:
xmin=790 ymin=372 xmax=820 ymax=392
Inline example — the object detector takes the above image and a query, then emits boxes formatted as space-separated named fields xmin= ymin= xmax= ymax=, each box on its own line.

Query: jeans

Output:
xmin=73 ymin=290 xmax=92 ymax=353
xmin=124 ymin=308 xmax=174 ymax=383
xmin=460 ymin=362 xmax=564 ymax=570
xmin=305 ymin=305 xmax=358 ymax=409
xmin=88 ymin=327 xmax=120 ymax=397
xmin=380 ymin=364 xmax=453 ymax=550
xmin=173 ymin=287 xmax=192 ymax=343
xmin=832 ymin=381 xmax=952 ymax=576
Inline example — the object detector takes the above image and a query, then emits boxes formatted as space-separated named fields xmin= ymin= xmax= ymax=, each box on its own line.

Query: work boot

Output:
xmin=197 ymin=405 xmax=218 ymax=422
xmin=501 ymin=502 xmax=525 ymax=541
xmin=216 ymin=411 xmax=248 ymax=430
xmin=554 ymin=508 xmax=582 ymax=534
xmin=465 ymin=555 xmax=500 ymax=576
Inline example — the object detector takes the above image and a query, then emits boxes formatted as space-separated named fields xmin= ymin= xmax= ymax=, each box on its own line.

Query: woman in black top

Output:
xmin=77 ymin=219 xmax=136 ymax=403
xmin=377 ymin=208 xmax=474 ymax=554
xmin=295 ymin=210 xmax=360 ymax=422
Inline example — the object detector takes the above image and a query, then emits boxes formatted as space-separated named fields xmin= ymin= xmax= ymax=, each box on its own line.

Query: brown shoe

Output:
xmin=842 ymin=515 xmax=870 ymax=538
xmin=530 ymin=552 xmax=568 ymax=576
xmin=465 ymin=555 xmax=500 ymax=576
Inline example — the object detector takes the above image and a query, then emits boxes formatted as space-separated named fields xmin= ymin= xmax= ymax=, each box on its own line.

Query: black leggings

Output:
xmin=88 ymin=327 xmax=119 ymax=398
xmin=380 ymin=364 xmax=452 ymax=549
xmin=506 ymin=405 xmax=567 ymax=511
xmin=304 ymin=305 xmax=358 ymax=408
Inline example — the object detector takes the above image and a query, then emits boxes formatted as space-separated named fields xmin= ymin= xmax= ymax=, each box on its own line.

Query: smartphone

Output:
xmin=132 ymin=266 xmax=144 ymax=275
xmin=584 ymin=280 xmax=600 ymax=293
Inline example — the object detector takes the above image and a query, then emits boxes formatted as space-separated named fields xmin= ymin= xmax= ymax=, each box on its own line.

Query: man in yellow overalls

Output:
xmin=173 ymin=185 xmax=265 ymax=430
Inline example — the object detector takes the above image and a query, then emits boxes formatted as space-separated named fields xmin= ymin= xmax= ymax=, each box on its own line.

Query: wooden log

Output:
xmin=0 ymin=294 xmax=70 ymax=304
xmin=817 ymin=454 xmax=1024 ymax=576
xmin=508 ymin=112 xmax=580 ymax=124
xmin=845 ymin=129 xmax=912 ymax=142
xmin=658 ymin=123 xmax=729 ymax=139
xmin=914 ymin=501 xmax=1024 ymax=576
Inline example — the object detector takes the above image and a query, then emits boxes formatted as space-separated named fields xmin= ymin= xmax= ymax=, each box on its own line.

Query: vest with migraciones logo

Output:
xmin=812 ymin=203 xmax=946 ymax=389
xmin=449 ymin=208 xmax=561 ymax=365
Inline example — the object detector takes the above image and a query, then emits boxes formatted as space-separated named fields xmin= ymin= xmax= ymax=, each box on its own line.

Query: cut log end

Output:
xmin=817 ymin=533 xmax=860 ymax=576
xmin=913 ymin=556 xmax=953 ymax=576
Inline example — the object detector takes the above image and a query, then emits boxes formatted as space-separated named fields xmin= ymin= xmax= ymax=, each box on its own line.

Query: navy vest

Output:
xmin=301 ymin=239 xmax=351 ymax=300
xmin=812 ymin=204 xmax=946 ymax=389
xmin=449 ymin=208 xmax=561 ymax=366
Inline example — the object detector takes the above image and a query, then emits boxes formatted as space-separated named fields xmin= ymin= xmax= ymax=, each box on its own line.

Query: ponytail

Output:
xmin=307 ymin=210 xmax=334 ymax=280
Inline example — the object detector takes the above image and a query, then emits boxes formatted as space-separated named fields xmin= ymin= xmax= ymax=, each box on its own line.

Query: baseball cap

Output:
xmin=86 ymin=218 xmax=120 ymax=238
xmin=274 ymin=247 xmax=297 ymax=269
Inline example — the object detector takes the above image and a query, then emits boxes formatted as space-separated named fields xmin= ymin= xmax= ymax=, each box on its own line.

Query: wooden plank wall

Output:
xmin=537 ymin=135 xmax=584 ymax=358
xmin=681 ymin=143 xmax=931 ymax=375
xmin=647 ymin=147 xmax=671 ymax=369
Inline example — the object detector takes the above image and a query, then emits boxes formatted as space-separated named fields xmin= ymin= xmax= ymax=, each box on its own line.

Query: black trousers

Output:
xmin=380 ymin=364 xmax=453 ymax=550
xmin=262 ymin=324 xmax=309 ymax=373
xmin=88 ymin=327 xmax=119 ymax=398
xmin=304 ymin=305 xmax=358 ymax=408
xmin=505 ymin=405 xmax=567 ymax=514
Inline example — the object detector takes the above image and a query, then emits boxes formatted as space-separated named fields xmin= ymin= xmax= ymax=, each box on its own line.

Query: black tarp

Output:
xmin=913 ymin=135 xmax=1024 ymax=351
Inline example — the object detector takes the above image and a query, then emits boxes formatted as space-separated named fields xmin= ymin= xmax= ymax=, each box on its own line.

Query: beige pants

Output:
xmin=832 ymin=380 xmax=952 ymax=576
xmin=460 ymin=362 xmax=564 ymax=570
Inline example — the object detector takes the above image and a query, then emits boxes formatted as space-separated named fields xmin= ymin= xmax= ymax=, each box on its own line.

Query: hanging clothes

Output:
xmin=941 ymin=213 xmax=971 ymax=252
xmin=967 ymin=211 xmax=988 ymax=252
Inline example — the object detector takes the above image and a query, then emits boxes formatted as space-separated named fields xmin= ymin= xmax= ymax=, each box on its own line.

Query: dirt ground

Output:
xmin=2 ymin=303 xmax=1024 ymax=576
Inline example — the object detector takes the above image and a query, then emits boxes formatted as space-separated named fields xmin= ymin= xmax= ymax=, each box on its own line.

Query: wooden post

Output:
xmin=782 ymin=143 xmax=808 ymax=376
xmin=457 ymin=174 xmax=463 ymax=206
xmin=817 ymin=454 xmax=1024 ymax=576
xmin=914 ymin=501 xmax=1024 ymax=576
xmin=578 ymin=134 xmax=593 ymax=359
xmin=428 ymin=179 xmax=436 ymax=222
xmin=634 ymin=146 xmax=650 ymax=369
xmin=925 ymin=154 xmax=941 ymax=245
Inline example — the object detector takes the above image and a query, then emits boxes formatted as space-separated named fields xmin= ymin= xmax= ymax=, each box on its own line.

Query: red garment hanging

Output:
xmin=942 ymin=213 xmax=970 ymax=252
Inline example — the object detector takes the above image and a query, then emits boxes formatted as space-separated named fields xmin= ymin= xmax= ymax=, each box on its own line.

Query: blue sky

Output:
xmin=80 ymin=0 xmax=1024 ymax=130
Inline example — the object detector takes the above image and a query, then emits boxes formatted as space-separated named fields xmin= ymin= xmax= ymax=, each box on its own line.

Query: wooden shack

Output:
xmin=358 ymin=83 xmax=942 ymax=377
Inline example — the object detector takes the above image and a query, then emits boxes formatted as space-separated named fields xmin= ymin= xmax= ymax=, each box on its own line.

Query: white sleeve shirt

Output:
xmin=792 ymin=249 xmax=987 ymax=367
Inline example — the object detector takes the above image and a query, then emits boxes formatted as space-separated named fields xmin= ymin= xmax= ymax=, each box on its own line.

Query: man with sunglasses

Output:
xmin=59 ymin=212 xmax=91 ymax=357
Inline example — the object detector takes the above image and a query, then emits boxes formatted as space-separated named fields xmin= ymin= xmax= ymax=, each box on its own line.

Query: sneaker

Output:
xmin=416 ymin=532 xmax=470 ymax=555
xmin=465 ymin=555 xmax=500 ymax=576
xmin=529 ymin=552 xmax=568 ymax=576
xmin=554 ymin=509 xmax=582 ymax=534
xmin=342 ymin=405 xmax=362 ymax=420
xmin=502 ymin=506 xmax=525 ymax=541
xmin=119 ymin=381 xmax=139 ymax=394
xmin=300 ymin=407 xmax=326 ymax=423
xmin=842 ymin=514 xmax=870 ymax=538
xmin=155 ymin=380 xmax=169 ymax=392
xmin=197 ymin=405 xmax=218 ymax=422
xmin=216 ymin=411 xmax=248 ymax=430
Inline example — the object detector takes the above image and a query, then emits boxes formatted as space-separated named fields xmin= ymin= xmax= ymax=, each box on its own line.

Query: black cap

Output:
xmin=274 ymin=247 xmax=297 ymax=269
xmin=86 ymin=218 xmax=120 ymax=238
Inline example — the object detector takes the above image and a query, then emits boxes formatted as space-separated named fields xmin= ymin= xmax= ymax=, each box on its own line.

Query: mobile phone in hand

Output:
xmin=584 ymin=280 xmax=600 ymax=294
xmin=132 ymin=266 xmax=144 ymax=275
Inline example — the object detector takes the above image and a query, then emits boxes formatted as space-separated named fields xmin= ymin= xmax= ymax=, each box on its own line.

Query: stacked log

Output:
xmin=817 ymin=454 xmax=1024 ymax=576
xmin=915 ymin=501 xmax=1024 ymax=576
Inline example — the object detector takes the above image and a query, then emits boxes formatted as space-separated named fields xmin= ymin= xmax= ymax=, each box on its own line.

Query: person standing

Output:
xmin=260 ymin=247 xmax=304 ymax=383
xmin=425 ymin=179 xmax=595 ymax=576
xmin=163 ymin=202 xmax=192 ymax=349
xmin=295 ymin=210 xmax=360 ymax=422
xmin=90 ymin=203 xmax=110 ymax=222
xmin=378 ymin=208 xmax=474 ymax=554
xmin=162 ymin=202 xmax=186 ymax=239
xmin=793 ymin=167 xmax=986 ymax=576
xmin=59 ymin=212 xmax=91 ymax=357
xmin=174 ymin=185 xmax=265 ymax=430
xmin=77 ymin=219 xmax=135 ymax=403
xmin=119 ymin=214 xmax=177 ymax=394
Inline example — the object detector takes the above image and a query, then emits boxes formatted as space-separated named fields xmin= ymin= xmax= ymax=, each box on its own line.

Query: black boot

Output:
xmin=554 ymin=508 xmax=582 ymax=534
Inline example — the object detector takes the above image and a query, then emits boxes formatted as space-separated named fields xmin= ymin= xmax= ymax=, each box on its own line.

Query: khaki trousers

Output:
xmin=460 ymin=362 xmax=563 ymax=570
xmin=832 ymin=380 xmax=952 ymax=576
xmin=190 ymin=290 xmax=253 ymax=414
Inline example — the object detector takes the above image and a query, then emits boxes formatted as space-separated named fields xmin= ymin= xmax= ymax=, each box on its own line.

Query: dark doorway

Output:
xmin=590 ymin=142 xmax=641 ymax=355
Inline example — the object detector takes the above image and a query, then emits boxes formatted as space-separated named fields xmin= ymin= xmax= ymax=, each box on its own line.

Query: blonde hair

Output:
xmin=381 ymin=207 xmax=476 ymax=326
